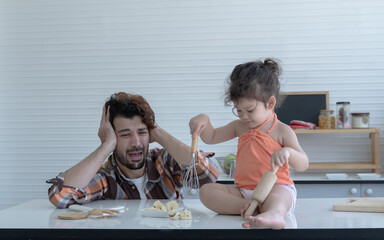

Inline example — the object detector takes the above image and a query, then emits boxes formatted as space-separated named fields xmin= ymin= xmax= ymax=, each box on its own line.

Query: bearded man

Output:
xmin=47 ymin=92 xmax=218 ymax=208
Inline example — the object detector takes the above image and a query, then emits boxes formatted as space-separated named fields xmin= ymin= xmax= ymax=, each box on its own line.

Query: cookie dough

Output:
xmin=144 ymin=200 xmax=192 ymax=220
xmin=179 ymin=209 xmax=192 ymax=220
xmin=168 ymin=210 xmax=180 ymax=220
xmin=153 ymin=200 xmax=167 ymax=211
xmin=166 ymin=200 xmax=179 ymax=211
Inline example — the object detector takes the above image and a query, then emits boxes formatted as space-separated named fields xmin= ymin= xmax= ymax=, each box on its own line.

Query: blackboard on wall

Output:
xmin=275 ymin=91 xmax=329 ymax=126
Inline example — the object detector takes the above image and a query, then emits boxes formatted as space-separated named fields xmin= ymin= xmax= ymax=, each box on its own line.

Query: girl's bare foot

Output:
xmin=240 ymin=202 xmax=259 ymax=218
xmin=242 ymin=211 xmax=286 ymax=229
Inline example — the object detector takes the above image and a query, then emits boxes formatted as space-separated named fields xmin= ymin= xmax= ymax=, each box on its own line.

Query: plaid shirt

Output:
xmin=47 ymin=148 xmax=218 ymax=208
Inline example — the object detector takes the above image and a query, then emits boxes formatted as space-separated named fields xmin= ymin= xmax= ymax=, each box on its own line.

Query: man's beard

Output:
xmin=114 ymin=146 xmax=148 ymax=170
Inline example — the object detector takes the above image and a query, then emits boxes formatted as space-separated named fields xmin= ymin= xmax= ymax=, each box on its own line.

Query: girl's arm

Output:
xmin=189 ymin=114 xmax=239 ymax=144
xmin=271 ymin=124 xmax=309 ymax=172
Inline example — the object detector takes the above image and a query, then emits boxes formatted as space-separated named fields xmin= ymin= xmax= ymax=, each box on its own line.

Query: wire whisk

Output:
xmin=182 ymin=136 xmax=199 ymax=189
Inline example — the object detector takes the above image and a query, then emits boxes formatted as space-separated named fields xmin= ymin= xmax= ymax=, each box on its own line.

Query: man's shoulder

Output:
xmin=148 ymin=147 xmax=166 ymax=159
xmin=98 ymin=157 xmax=116 ymax=175
xmin=148 ymin=147 xmax=181 ymax=168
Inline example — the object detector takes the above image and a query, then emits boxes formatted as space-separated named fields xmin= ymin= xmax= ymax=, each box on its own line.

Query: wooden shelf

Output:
xmin=294 ymin=128 xmax=380 ymax=134
xmin=294 ymin=128 xmax=381 ymax=173
xmin=309 ymin=162 xmax=381 ymax=170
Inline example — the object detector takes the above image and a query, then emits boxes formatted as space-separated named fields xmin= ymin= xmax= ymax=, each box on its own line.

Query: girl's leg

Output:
xmin=242 ymin=185 xmax=292 ymax=229
xmin=199 ymin=183 xmax=249 ymax=215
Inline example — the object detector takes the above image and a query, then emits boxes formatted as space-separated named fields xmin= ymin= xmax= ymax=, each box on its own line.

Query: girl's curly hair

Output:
xmin=224 ymin=58 xmax=284 ymax=108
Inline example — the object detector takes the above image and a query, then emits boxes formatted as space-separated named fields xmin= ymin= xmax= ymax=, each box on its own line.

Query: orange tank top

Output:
xmin=234 ymin=113 xmax=294 ymax=190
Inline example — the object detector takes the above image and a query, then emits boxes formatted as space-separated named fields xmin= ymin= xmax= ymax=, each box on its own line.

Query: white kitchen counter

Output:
xmin=0 ymin=198 xmax=384 ymax=239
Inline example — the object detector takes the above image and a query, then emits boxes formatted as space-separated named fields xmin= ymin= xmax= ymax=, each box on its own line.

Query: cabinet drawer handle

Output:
xmin=350 ymin=188 xmax=358 ymax=194
xmin=366 ymin=188 xmax=373 ymax=195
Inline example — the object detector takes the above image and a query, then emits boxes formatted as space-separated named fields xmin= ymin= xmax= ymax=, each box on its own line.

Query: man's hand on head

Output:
xmin=149 ymin=123 xmax=161 ymax=143
xmin=98 ymin=105 xmax=117 ymax=152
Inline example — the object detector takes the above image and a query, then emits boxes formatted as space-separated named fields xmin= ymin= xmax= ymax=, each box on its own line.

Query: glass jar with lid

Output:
xmin=351 ymin=113 xmax=370 ymax=128
xmin=318 ymin=110 xmax=335 ymax=129
xmin=336 ymin=102 xmax=351 ymax=129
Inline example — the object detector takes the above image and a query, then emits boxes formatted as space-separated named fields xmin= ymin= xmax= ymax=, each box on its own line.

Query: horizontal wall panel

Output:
xmin=0 ymin=0 xmax=383 ymax=210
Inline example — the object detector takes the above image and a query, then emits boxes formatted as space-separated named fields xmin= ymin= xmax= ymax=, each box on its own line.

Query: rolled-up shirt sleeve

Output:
xmin=195 ymin=150 xmax=219 ymax=186
xmin=46 ymin=171 xmax=109 ymax=208
xmin=152 ymin=148 xmax=219 ymax=192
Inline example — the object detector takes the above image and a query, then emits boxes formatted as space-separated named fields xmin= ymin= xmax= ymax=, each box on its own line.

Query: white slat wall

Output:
xmin=0 ymin=0 xmax=383 ymax=209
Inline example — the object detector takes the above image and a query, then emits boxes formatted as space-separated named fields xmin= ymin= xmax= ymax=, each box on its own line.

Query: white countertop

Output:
xmin=1 ymin=198 xmax=384 ymax=230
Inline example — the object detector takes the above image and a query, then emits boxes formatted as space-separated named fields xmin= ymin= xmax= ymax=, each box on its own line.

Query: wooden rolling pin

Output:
xmin=57 ymin=205 xmax=121 ymax=220
xmin=244 ymin=167 xmax=279 ymax=218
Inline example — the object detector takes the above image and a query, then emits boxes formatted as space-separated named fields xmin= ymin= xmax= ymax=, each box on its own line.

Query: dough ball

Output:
xmin=168 ymin=210 xmax=180 ymax=220
xmin=179 ymin=209 xmax=192 ymax=220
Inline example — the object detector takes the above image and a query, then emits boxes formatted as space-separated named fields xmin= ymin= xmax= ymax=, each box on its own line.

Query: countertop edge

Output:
xmin=1 ymin=228 xmax=384 ymax=240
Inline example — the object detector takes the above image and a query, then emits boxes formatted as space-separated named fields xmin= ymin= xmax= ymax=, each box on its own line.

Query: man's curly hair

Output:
xmin=104 ymin=92 xmax=156 ymax=130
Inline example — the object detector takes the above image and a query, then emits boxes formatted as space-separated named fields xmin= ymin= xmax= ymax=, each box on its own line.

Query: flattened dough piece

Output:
xmin=166 ymin=200 xmax=179 ymax=211
xmin=153 ymin=200 xmax=167 ymax=211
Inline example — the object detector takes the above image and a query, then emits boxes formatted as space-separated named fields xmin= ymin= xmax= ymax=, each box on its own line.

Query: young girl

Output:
xmin=189 ymin=58 xmax=309 ymax=229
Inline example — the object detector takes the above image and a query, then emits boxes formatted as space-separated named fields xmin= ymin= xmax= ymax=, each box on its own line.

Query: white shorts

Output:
xmin=240 ymin=184 xmax=297 ymax=214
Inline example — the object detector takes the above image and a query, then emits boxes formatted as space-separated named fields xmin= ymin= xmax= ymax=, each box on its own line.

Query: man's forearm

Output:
xmin=63 ymin=143 xmax=113 ymax=188
xmin=153 ymin=128 xmax=191 ymax=166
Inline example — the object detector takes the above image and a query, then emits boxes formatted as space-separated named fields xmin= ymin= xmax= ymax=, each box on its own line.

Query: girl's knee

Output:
xmin=199 ymin=183 xmax=217 ymax=201
xmin=199 ymin=183 xmax=214 ymax=195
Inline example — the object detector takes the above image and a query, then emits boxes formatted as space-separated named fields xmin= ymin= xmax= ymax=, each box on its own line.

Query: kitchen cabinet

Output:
xmin=295 ymin=182 xmax=384 ymax=198
xmin=195 ymin=180 xmax=384 ymax=199
xmin=361 ymin=184 xmax=384 ymax=197
xmin=196 ymin=183 xmax=364 ymax=199
xmin=295 ymin=183 xmax=360 ymax=198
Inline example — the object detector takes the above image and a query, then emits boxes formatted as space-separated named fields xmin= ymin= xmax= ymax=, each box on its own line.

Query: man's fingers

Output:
xmin=100 ymin=105 xmax=106 ymax=123
xmin=106 ymin=106 xmax=111 ymax=122
xmin=100 ymin=105 xmax=111 ymax=125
